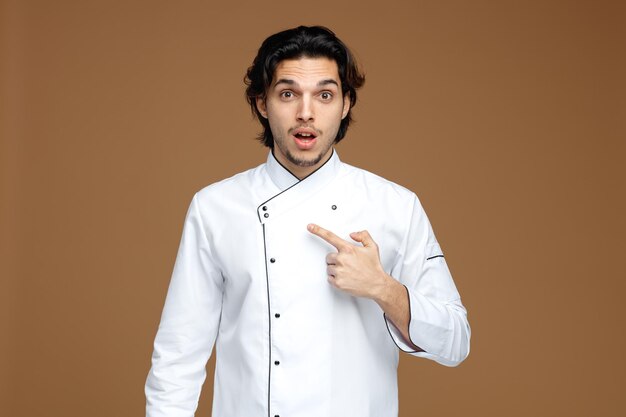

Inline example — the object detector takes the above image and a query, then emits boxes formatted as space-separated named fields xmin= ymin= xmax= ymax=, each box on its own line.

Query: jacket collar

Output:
xmin=266 ymin=149 xmax=341 ymax=192
xmin=258 ymin=149 xmax=342 ymax=224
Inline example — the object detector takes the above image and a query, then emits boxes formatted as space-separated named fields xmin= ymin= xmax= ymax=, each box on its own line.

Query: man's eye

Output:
xmin=320 ymin=92 xmax=332 ymax=100
xmin=280 ymin=91 xmax=293 ymax=99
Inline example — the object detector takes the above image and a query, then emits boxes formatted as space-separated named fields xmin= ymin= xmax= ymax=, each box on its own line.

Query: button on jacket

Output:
xmin=145 ymin=151 xmax=471 ymax=417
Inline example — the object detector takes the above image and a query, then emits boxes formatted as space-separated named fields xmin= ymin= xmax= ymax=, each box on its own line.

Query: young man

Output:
xmin=145 ymin=26 xmax=470 ymax=417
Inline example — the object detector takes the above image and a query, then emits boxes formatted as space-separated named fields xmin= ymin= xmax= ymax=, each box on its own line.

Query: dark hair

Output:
xmin=244 ymin=26 xmax=365 ymax=148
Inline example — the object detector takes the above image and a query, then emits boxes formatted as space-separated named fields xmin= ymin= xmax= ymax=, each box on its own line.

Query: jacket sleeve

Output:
xmin=384 ymin=194 xmax=471 ymax=367
xmin=145 ymin=193 xmax=224 ymax=417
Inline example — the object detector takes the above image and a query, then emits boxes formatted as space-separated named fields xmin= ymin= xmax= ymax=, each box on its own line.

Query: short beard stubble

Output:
xmin=275 ymin=131 xmax=335 ymax=170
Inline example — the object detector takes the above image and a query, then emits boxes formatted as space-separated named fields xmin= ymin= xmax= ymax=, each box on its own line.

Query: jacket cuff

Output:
xmin=384 ymin=285 xmax=461 ymax=366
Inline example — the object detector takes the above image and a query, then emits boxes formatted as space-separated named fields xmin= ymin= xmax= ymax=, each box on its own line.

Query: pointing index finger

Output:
xmin=307 ymin=223 xmax=348 ymax=250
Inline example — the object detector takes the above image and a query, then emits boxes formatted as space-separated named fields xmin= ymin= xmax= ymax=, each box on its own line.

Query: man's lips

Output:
xmin=290 ymin=127 xmax=319 ymax=150
xmin=291 ymin=127 xmax=318 ymax=139
xmin=293 ymin=135 xmax=317 ymax=150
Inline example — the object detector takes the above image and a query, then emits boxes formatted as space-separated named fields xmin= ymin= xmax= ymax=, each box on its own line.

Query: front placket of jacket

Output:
xmin=257 ymin=157 xmax=340 ymax=417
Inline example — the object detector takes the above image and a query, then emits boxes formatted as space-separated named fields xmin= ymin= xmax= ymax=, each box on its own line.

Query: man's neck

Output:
xmin=273 ymin=148 xmax=334 ymax=180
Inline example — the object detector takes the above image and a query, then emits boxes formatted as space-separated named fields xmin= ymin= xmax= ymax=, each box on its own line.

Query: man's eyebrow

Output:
xmin=318 ymin=79 xmax=339 ymax=87
xmin=273 ymin=78 xmax=296 ymax=87
xmin=272 ymin=78 xmax=339 ymax=88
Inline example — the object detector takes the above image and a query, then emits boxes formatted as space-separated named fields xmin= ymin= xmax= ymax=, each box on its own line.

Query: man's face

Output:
xmin=256 ymin=57 xmax=351 ymax=179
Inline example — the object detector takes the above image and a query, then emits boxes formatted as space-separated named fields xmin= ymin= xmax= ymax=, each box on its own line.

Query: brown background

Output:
xmin=2 ymin=0 xmax=625 ymax=416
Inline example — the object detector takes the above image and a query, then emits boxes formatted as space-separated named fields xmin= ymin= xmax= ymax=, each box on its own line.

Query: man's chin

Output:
xmin=294 ymin=158 xmax=321 ymax=168
xmin=286 ymin=151 xmax=325 ymax=168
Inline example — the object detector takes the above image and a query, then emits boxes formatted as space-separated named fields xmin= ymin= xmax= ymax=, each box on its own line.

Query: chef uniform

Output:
xmin=145 ymin=150 xmax=470 ymax=417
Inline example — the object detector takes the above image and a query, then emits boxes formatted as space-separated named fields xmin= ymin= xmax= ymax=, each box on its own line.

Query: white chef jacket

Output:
xmin=145 ymin=150 xmax=470 ymax=417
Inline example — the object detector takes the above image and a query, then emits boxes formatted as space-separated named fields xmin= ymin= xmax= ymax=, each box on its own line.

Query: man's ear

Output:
xmin=341 ymin=93 xmax=351 ymax=120
xmin=256 ymin=96 xmax=268 ymax=119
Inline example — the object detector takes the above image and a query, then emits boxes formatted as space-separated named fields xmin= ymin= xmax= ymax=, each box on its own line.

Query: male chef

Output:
xmin=145 ymin=26 xmax=470 ymax=417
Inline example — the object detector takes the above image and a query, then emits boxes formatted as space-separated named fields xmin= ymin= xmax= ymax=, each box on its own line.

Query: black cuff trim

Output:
xmin=383 ymin=285 xmax=424 ymax=354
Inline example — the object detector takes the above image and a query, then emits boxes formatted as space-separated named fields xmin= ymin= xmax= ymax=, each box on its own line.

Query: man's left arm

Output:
xmin=307 ymin=202 xmax=470 ymax=367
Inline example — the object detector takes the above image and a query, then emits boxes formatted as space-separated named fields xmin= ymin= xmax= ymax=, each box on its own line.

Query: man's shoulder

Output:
xmin=195 ymin=162 xmax=267 ymax=201
xmin=340 ymin=161 xmax=417 ymax=201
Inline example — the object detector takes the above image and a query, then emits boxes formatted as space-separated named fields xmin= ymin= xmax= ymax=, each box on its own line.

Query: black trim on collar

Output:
xmin=270 ymin=148 xmax=335 ymax=182
xmin=256 ymin=149 xmax=336 ymax=223
xmin=270 ymin=149 xmax=300 ymax=181
xmin=298 ymin=148 xmax=335 ymax=182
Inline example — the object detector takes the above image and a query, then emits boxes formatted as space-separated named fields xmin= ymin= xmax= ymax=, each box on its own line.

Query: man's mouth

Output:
xmin=294 ymin=132 xmax=316 ymax=140
xmin=292 ymin=127 xmax=318 ymax=139
xmin=292 ymin=129 xmax=318 ymax=150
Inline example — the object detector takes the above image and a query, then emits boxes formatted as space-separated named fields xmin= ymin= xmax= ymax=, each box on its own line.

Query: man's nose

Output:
xmin=296 ymin=96 xmax=314 ymax=122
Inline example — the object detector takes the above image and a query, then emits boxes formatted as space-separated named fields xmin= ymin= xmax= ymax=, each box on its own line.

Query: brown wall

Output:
xmin=2 ymin=0 xmax=625 ymax=416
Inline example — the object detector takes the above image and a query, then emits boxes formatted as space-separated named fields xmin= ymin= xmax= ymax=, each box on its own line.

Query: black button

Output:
xmin=274 ymin=415 xmax=280 ymax=417
xmin=264 ymin=213 xmax=269 ymax=218
xmin=274 ymin=360 xmax=280 ymax=365
xmin=331 ymin=205 xmax=337 ymax=210
xmin=262 ymin=206 xmax=268 ymax=211
xmin=275 ymin=313 xmax=280 ymax=318
xmin=270 ymin=258 xmax=276 ymax=263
